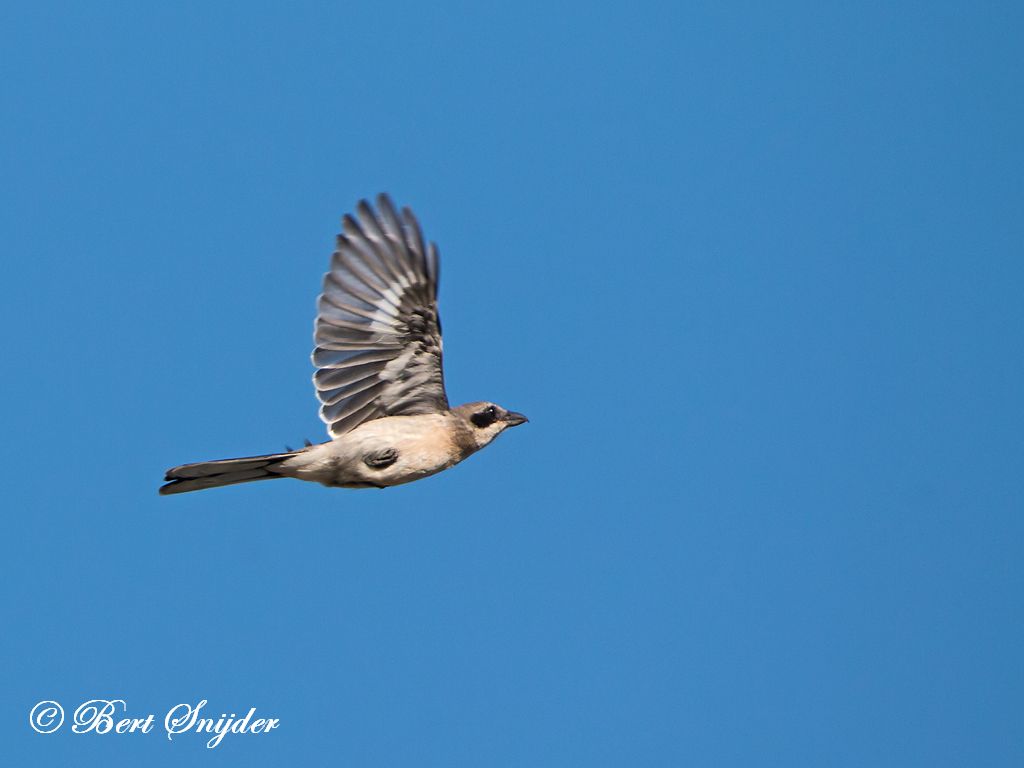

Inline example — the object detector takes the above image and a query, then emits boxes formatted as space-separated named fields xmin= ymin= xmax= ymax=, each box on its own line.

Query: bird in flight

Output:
xmin=160 ymin=194 xmax=527 ymax=495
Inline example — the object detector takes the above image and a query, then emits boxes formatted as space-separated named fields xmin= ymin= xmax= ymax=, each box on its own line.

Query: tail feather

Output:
xmin=160 ymin=451 xmax=299 ymax=495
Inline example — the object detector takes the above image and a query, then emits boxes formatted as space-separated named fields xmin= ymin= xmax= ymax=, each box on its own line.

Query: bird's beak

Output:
xmin=503 ymin=411 xmax=529 ymax=427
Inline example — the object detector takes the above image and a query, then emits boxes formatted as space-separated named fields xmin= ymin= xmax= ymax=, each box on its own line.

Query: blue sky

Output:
xmin=3 ymin=1 xmax=1022 ymax=765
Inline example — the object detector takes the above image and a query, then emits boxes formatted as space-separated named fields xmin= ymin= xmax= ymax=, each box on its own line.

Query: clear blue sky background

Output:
xmin=2 ymin=2 xmax=1022 ymax=765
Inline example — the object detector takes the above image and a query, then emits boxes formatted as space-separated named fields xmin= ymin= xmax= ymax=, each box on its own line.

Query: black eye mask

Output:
xmin=471 ymin=408 xmax=497 ymax=428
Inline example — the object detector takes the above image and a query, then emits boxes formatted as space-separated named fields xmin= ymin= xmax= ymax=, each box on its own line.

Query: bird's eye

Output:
xmin=471 ymin=406 xmax=498 ymax=429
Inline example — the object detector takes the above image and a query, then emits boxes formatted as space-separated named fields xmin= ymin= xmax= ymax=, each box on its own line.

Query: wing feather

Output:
xmin=313 ymin=194 xmax=448 ymax=437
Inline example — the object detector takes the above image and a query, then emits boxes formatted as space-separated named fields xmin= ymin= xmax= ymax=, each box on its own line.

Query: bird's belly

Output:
xmin=283 ymin=418 xmax=462 ymax=489
xmin=352 ymin=448 xmax=458 ymax=487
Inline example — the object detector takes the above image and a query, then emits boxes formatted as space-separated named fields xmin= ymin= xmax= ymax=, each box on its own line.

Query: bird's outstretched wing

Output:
xmin=313 ymin=194 xmax=447 ymax=438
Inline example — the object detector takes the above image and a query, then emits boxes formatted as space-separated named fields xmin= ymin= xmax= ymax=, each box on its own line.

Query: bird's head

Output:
xmin=452 ymin=401 xmax=529 ymax=451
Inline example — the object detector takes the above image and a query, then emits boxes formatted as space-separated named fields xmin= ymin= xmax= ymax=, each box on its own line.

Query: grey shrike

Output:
xmin=160 ymin=194 xmax=527 ymax=495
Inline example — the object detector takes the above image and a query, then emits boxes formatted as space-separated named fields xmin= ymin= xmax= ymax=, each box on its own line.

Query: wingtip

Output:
xmin=356 ymin=198 xmax=376 ymax=222
xmin=341 ymin=214 xmax=362 ymax=237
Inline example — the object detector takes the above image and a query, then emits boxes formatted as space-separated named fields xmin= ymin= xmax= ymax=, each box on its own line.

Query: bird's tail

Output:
xmin=160 ymin=451 xmax=300 ymax=495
